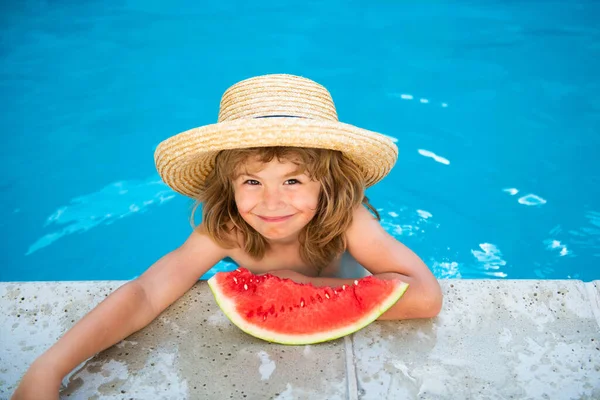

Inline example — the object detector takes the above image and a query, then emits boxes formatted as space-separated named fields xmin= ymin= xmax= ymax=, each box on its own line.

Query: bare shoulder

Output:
xmin=346 ymin=204 xmax=384 ymax=241
xmin=346 ymin=205 xmax=430 ymax=280
xmin=346 ymin=205 xmax=394 ymax=261
xmin=140 ymin=224 xmax=228 ymax=282
xmin=179 ymin=224 xmax=231 ymax=258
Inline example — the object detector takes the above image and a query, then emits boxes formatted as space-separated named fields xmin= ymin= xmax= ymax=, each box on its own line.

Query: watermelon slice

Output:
xmin=207 ymin=268 xmax=409 ymax=345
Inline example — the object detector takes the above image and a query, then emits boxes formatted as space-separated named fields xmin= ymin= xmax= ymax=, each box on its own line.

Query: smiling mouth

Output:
xmin=257 ymin=215 xmax=294 ymax=222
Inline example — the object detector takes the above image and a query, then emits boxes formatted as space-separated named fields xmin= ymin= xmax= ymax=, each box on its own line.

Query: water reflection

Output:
xmin=417 ymin=210 xmax=432 ymax=219
xmin=376 ymin=205 xmax=510 ymax=278
xmin=431 ymin=261 xmax=461 ymax=279
xmin=377 ymin=205 xmax=464 ymax=278
xmin=471 ymin=243 xmax=508 ymax=278
xmin=539 ymin=211 xmax=600 ymax=279
xmin=378 ymin=206 xmax=438 ymax=238
xmin=502 ymin=188 xmax=547 ymax=206
xmin=565 ymin=210 xmax=600 ymax=254
xmin=26 ymin=177 xmax=175 ymax=255
xmin=518 ymin=194 xmax=547 ymax=206
xmin=417 ymin=149 xmax=450 ymax=165
xmin=387 ymin=92 xmax=449 ymax=108
xmin=543 ymin=239 xmax=571 ymax=257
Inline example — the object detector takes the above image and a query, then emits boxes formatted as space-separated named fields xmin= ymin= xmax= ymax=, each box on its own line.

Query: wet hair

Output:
xmin=191 ymin=147 xmax=380 ymax=274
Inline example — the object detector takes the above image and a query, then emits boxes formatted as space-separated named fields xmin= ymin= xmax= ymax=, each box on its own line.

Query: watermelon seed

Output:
xmin=233 ymin=277 xmax=238 ymax=284
xmin=325 ymin=293 xmax=330 ymax=299
xmin=354 ymin=280 xmax=359 ymax=285
xmin=244 ymin=284 xmax=248 ymax=290
xmin=342 ymin=285 xmax=346 ymax=290
xmin=300 ymin=299 xmax=305 ymax=307
xmin=263 ymin=315 xmax=267 ymax=321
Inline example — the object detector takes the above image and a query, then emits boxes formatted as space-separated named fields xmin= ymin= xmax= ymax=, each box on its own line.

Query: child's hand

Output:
xmin=11 ymin=361 xmax=62 ymax=400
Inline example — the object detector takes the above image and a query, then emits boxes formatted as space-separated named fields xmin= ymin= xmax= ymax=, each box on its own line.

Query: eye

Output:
xmin=244 ymin=179 xmax=260 ymax=185
xmin=284 ymin=179 xmax=301 ymax=185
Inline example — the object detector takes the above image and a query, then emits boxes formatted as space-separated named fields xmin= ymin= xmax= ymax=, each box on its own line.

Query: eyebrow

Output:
xmin=238 ymin=170 xmax=305 ymax=179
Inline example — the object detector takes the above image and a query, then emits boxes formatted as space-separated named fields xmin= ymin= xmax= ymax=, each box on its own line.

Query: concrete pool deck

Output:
xmin=1 ymin=279 xmax=599 ymax=399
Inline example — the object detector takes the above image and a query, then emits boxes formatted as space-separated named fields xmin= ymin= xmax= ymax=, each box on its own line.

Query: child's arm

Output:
xmin=12 ymin=227 xmax=226 ymax=400
xmin=342 ymin=205 xmax=442 ymax=319
xmin=272 ymin=206 xmax=443 ymax=321
xmin=344 ymin=205 xmax=443 ymax=320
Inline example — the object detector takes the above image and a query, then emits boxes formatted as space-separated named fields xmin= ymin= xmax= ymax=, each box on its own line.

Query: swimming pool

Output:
xmin=1 ymin=1 xmax=598 ymax=282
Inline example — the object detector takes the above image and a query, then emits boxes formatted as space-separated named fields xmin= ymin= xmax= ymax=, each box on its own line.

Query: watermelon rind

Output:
xmin=207 ymin=274 xmax=409 ymax=345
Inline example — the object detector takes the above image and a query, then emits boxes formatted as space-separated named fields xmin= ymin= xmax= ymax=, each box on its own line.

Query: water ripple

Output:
xmin=471 ymin=243 xmax=508 ymax=277
xmin=26 ymin=176 xmax=175 ymax=255
xmin=417 ymin=149 xmax=451 ymax=165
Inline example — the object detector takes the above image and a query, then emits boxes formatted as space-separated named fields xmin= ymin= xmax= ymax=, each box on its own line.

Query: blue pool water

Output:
xmin=1 ymin=1 xmax=599 ymax=282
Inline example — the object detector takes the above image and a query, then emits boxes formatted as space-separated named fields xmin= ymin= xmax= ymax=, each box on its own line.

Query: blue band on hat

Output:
xmin=254 ymin=115 xmax=305 ymax=119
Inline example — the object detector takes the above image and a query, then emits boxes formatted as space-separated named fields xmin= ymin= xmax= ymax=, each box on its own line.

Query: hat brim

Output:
xmin=155 ymin=117 xmax=398 ymax=198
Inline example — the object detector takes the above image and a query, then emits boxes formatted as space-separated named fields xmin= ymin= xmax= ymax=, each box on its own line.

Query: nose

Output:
xmin=262 ymin=187 xmax=284 ymax=211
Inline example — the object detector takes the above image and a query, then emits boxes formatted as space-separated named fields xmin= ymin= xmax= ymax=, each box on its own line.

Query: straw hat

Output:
xmin=154 ymin=74 xmax=398 ymax=198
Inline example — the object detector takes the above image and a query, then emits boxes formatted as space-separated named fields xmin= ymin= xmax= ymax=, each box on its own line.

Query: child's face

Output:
xmin=233 ymin=157 xmax=321 ymax=244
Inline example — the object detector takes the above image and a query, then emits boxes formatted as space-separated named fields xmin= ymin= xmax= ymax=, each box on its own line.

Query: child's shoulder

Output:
xmin=185 ymin=224 xmax=226 ymax=251
xmin=350 ymin=204 xmax=380 ymax=227
xmin=189 ymin=222 xmax=242 ymax=253
xmin=346 ymin=205 xmax=385 ymax=241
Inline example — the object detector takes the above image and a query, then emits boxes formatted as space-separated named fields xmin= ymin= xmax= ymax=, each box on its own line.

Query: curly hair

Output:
xmin=191 ymin=147 xmax=380 ymax=274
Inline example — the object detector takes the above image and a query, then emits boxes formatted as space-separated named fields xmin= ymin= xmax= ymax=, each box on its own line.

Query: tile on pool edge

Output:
xmin=351 ymin=280 xmax=600 ymax=400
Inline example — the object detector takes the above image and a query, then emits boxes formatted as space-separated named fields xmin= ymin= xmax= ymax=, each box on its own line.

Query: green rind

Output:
xmin=207 ymin=275 xmax=409 ymax=345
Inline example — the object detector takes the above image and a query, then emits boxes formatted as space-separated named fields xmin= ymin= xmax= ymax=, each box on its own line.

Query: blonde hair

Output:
xmin=191 ymin=147 xmax=380 ymax=274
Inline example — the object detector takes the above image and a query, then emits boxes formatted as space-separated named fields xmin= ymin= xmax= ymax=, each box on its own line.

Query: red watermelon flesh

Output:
xmin=207 ymin=268 xmax=409 ymax=345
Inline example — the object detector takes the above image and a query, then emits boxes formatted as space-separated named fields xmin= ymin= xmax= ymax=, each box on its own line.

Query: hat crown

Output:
xmin=217 ymin=74 xmax=339 ymax=123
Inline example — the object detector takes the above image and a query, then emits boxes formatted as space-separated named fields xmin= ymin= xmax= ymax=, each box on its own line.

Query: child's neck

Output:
xmin=265 ymin=236 xmax=300 ymax=251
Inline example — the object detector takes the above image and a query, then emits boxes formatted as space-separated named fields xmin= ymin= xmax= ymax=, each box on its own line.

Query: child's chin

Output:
xmin=259 ymin=229 xmax=300 ymax=243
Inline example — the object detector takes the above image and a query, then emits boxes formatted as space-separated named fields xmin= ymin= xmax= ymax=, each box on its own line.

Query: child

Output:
xmin=12 ymin=74 xmax=442 ymax=399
